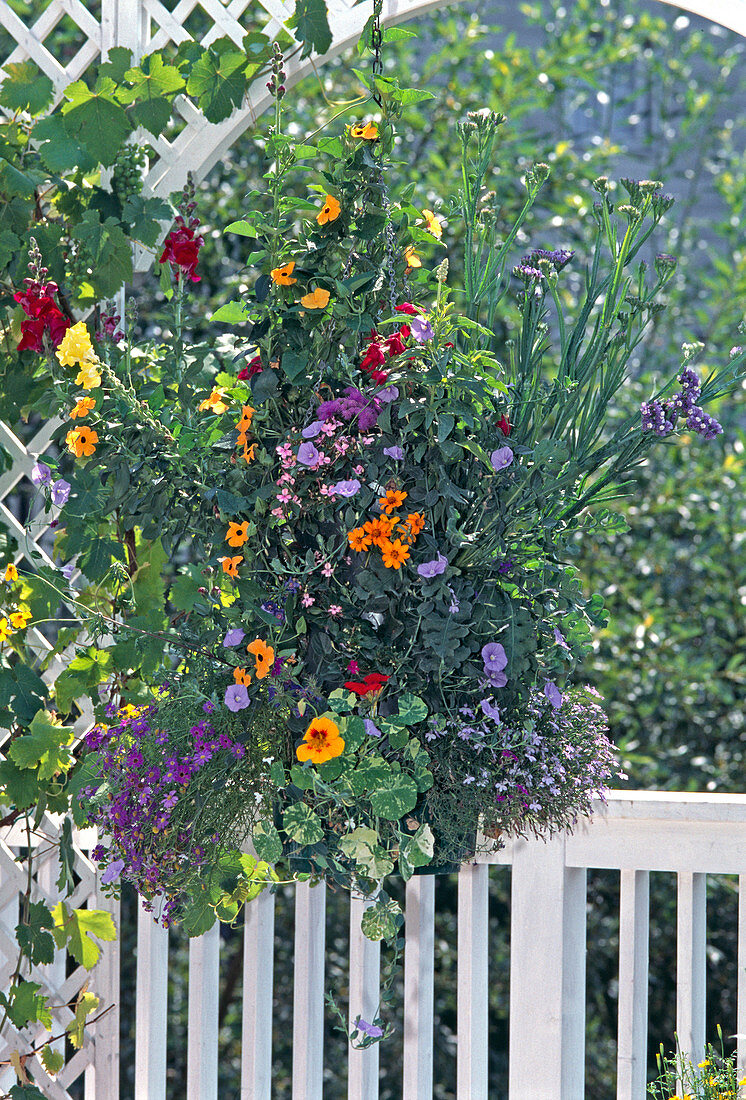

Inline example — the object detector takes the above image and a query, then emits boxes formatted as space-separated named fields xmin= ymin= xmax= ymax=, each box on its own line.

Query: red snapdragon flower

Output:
xmin=344 ymin=672 xmax=390 ymax=696
xmin=13 ymin=281 xmax=70 ymax=351
xmin=385 ymin=330 xmax=407 ymax=357
xmin=395 ymin=303 xmax=418 ymax=315
xmin=159 ymin=217 xmax=204 ymax=282
xmin=498 ymin=415 xmax=512 ymax=437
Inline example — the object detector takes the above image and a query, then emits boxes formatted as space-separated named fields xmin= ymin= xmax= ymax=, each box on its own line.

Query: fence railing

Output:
xmin=2 ymin=790 xmax=746 ymax=1099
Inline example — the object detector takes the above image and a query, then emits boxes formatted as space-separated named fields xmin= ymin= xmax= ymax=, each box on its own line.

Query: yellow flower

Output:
xmin=270 ymin=261 xmax=297 ymax=286
xmin=70 ymin=395 xmax=96 ymax=419
xmin=9 ymin=611 xmax=30 ymax=630
xmin=350 ymin=122 xmax=378 ymax=140
xmin=198 ymin=387 xmax=230 ymax=414
xmin=0 ymin=617 xmax=13 ymax=643
xmin=422 ymin=209 xmax=442 ymax=239
xmin=225 ymin=522 xmax=249 ymax=548
xmin=4 ymin=563 xmax=18 ymax=583
xmin=66 ymin=427 xmax=98 ymax=458
xmin=75 ymin=363 xmax=102 ymax=390
xmin=247 ymin=638 xmax=274 ymax=679
xmin=296 ymin=716 xmax=345 ymax=764
xmin=698 ymin=1061 xmax=711 ymax=1068
xmin=316 ymin=195 xmax=341 ymax=226
xmin=404 ymin=246 xmax=422 ymax=269
xmin=56 ymin=321 xmax=95 ymax=368
xmin=300 ymin=287 xmax=331 ymax=309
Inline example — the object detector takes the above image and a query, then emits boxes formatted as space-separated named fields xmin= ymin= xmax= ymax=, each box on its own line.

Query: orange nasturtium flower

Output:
xmin=422 ymin=209 xmax=442 ymax=239
xmin=350 ymin=122 xmax=378 ymax=140
xmin=0 ymin=617 xmax=13 ymax=643
xmin=404 ymin=246 xmax=422 ymax=269
xmin=198 ymin=387 xmax=230 ymax=414
xmin=75 ymin=363 xmax=102 ymax=390
xmin=233 ymin=667 xmax=252 ymax=686
xmin=380 ymin=538 xmax=410 ymax=570
xmin=379 ymin=489 xmax=407 ymax=515
xmin=300 ymin=287 xmax=331 ymax=309
xmin=218 ymin=555 xmax=243 ymax=578
xmin=66 ymin=426 xmax=98 ymax=458
xmin=9 ymin=611 xmax=30 ymax=630
xmin=296 ymin=716 xmax=345 ymax=764
xmin=236 ymin=405 xmax=255 ymax=433
xmin=347 ymin=527 xmax=372 ymax=552
xmin=4 ymin=563 xmax=18 ymax=583
xmin=317 ymin=195 xmax=341 ymax=226
xmin=225 ymin=521 xmax=250 ymax=548
xmin=240 ymin=443 xmax=256 ymax=464
xmin=247 ymin=638 xmax=274 ymax=679
xmin=406 ymin=512 xmax=426 ymax=537
xmin=270 ymin=261 xmax=297 ymax=285
xmin=70 ymin=395 xmax=96 ymax=419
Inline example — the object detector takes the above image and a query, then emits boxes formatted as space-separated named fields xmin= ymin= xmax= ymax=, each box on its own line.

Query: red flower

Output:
xmin=385 ymin=331 xmax=406 ymax=357
xmin=238 ymin=354 xmax=263 ymax=381
xmin=344 ymin=672 xmax=390 ymax=696
xmin=399 ymin=323 xmax=411 ymax=339
xmin=395 ymin=303 xmax=418 ymax=315
xmin=498 ymin=415 xmax=511 ymax=437
xmin=369 ymin=369 xmax=388 ymax=384
xmin=360 ymin=341 xmax=386 ymax=371
xmin=13 ymin=282 xmax=70 ymax=351
xmin=159 ymin=218 xmax=204 ymax=282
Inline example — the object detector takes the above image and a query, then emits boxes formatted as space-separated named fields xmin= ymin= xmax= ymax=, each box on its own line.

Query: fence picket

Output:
xmin=738 ymin=875 xmax=746 ymax=1081
xmin=676 ymin=871 xmax=707 ymax=1069
xmin=292 ymin=882 xmax=326 ymax=1100
xmin=187 ymin=922 xmax=220 ymax=1100
xmin=241 ymin=888 xmax=275 ymax=1099
xmin=403 ymin=876 xmax=435 ymax=1100
xmin=89 ymin=873 xmax=120 ymax=1100
xmin=457 ymin=863 xmax=489 ymax=1099
xmin=616 ymin=869 xmax=650 ymax=1100
xmin=348 ymin=893 xmax=381 ymax=1100
xmin=135 ymin=904 xmax=169 ymax=1100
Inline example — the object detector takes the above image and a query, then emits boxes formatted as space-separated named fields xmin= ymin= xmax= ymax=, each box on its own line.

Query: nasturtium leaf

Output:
xmin=0 ymin=61 xmax=54 ymax=114
xmin=283 ymin=802 xmax=324 ymax=845
xmin=62 ymin=78 xmax=131 ymax=165
xmin=52 ymin=903 xmax=116 ymax=969
xmin=395 ymin=693 xmax=428 ymax=726
xmin=370 ymin=773 xmax=418 ymax=820
xmin=292 ymin=0 xmax=332 ymax=57
xmin=211 ymin=300 xmax=248 ymax=323
xmin=290 ymin=764 xmax=315 ymax=790
xmin=186 ymin=39 xmax=248 ymax=123
xmin=399 ymin=823 xmax=434 ymax=872
xmin=340 ymin=714 xmax=365 ymax=752
xmin=339 ymin=827 xmax=394 ymax=879
xmin=385 ymin=725 xmax=409 ymax=751
xmin=360 ymin=898 xmax=402 ymax=942
xmin=252 ymin=820 xmax=283 ymax=862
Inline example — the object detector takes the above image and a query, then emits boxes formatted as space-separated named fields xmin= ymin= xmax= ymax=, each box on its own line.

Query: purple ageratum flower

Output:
xmin=409 ymin=316 xmax=434 ymax=343
xmin=223 ymin=627 xmax=245 ymax=647
xmin=100 ymin=859 xmax=125 ymax=885
xmin=417 ymin=553 xmax=448 ymax=578
xmin=331 ymin=479 xmax=361 ymax=497
xmin=297 ymin=442 xmax=320 ymax=466
xmin=544 ymin=680 xmax=563 ymax=709
xmin=481 ymin=643 xmax=507 ymax=673
xmin=31 ymin=462 xmax=52 ymax=487
xmin=356 ymin=1018 xmax=384 ymax=1039
xmin=301 ymin=421 xmax=324 ymax=439
xmin=480 ymin=697 xmax=501 ymax=722
xmin=490 ymin=446 xmax=514 ymax=471
xmin=364 ymin=719 xmax=382 ymax=737
xmin=383 ymin=445 xmax=404 ymax=461
xmin=224 ymin=684 xmax=250 ymax=712
xmin=50 ymin=478 xmax=71 ymax=507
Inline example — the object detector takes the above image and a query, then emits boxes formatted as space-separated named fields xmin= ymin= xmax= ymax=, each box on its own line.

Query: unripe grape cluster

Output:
xmin=112 ymin=143 xmax=147 ymax=202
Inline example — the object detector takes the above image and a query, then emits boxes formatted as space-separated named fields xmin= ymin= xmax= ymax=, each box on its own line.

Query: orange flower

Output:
xmin=317 ymin=195 xmax=341 ymax=225
xmin=422 ymin=209 xmax=442 ymax=239
xmin=296 ymin=716 xmax=345 ymax=764
xmin=350 ymin=122 xmax=378 ymax=140
xmin=9 ymin=611 xmax=30 ymax=630
xmin=406 ymin=512 xmax=426 ymax=537
xmin=379 ymin=489 xmax=407 ymax=515
xmin=247 ymin=637 xmax=275 ymax=679
xmin=225 ymin=522 xmax=250 ymax=548
xmin=241 ymin=443 xmax=257 ymax=464
xmin=348 ymin=527 xmax=372 ymax=552
xmin=70 ymin=396 xmax=96 ymax=419
xmin=270 ymin=261 xmax=297 ymax=285
xmin=300 ymin=287 xmax=331 ymax=309
xmin=233 ymin=667 xmax=252 ymax=686
xmin=380 ymin=538 xmax=410 ymax=569
xmin=66 ymin=427 xmax=98 ymax=458
xmin=236 ymin=405 xmax=255 ymax=433
xmin=364 ymin=516 xmax=394 ymax=547
xmin=218 ymin=555 xmax=243 ymax=577
xmin=404 ymin=246 xmax=422 ymax=269
xmin=198 ymin=387 xmax=230 ymax=414
xmin=4 ymin=563 xmax=18 ymax=583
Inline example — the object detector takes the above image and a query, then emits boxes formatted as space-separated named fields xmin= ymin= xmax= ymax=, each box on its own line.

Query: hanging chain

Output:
xmin=371 ymin=0 xmax=383 ymax=107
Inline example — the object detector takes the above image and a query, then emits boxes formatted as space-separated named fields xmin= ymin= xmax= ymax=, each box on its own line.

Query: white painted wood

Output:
xmin=90 ymin=878 xmax=121 ymax=1100
xmin=738 ymin=875 xmax=746 ymax=1081
xmin=676 ymin=872 xmax=707 ymax=1069
xmin=403 ymin=876 xmax=435 ymax=1100
xmin=348 ymin=892 xmax=381 ymax=1100
xmin=509 ymin=835 xmax=587 ymax=1100
xmin=616 ymin=870 xmax=649 ymax=1100
xmin=135 ymin=903 xmax=169 ymax=1100
xmin=241 ymin=889 xmax=275 ymax=1100
xmin=187 ymin=922 xmax=220 ymax=1100
xmin=457 ymin=862 xmax=489 ymax=1099
xmin=292 ymin=881 xmax=326 ymax=1100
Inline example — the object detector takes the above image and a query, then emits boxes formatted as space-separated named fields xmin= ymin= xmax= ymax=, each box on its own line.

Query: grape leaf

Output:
xmin=292 ymin=0 xmax=332 ymax=58
xmin=62 ymin=78 xmax=131 ymax=166
xmin=0 ymin=61 xmax=54 ymax=115
xmin=186 ymin=39 xmax=248 ymax=124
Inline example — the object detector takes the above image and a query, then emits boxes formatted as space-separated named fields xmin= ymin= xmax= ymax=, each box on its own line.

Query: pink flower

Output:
xmin=328 ymin=605 xmax=343 ymax=617
xmin=276 ymin=443 xmax=293 ymax=459
xmin=301 ymin=592 xmax=315 ymax=607
xmin=347 ymin=659 xmax=359 ymax=673
xmin=321 ymin=563 xmax=333 ymax=578
xmin=321 ymin=420 xmax=338 ymax=437
xmin=271 ymin=507 xmax=285 ymax=518
xmin=320 ymin=484 xmax=337 ymax=498
xmin=354 ymin=465 xmax=365 ymax=476
xmin=277 ymin=488 xmax=292 ymax=503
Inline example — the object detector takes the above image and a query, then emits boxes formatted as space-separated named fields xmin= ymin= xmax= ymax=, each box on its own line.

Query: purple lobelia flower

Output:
xmin=224 ymin=684 xmax=250 ymax=712
xmin=297 ymin=442 xmax=320 ymax=466
xmin=490 ymin=446 xmax=514 ymax=471
xmin=417 ymin=553 xmax=448 ymax=578
xmin=50 ymin=479 xmax=71 ymax=506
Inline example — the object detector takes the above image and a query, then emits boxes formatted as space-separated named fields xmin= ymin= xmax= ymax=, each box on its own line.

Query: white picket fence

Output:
xmin=3 ymin=789 xmax=746 ymax=1099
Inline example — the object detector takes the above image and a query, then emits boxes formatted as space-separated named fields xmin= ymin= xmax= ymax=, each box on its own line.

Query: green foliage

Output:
xmin=51 ymin=903 xmax=117 ymax=969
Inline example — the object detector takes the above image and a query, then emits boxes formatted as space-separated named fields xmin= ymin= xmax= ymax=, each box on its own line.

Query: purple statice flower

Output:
xmin=331 ymin=479 xmax=361 ymax=497
xmin=524 ymin=248 xmax=575 ymax=271
xmin=544 ymin=680 xmax=563 ymax=709
xmin=301 ymin=421 xmax=324 ymax=438
xmin=480 ymin=697 xmax=501 ymax=722
xmin=686 ymin=406 xmax=723 ymax=440
xmin=383 ymin=445 xmax=404 ymax=461
xmin=490 ymin=446 xmax=514 ymax=471
xmin=640 ymin=399 xmax=675 ymax=436
xmin=31 ymin=462 xmax=52 ymax=487
xmin=364 ymin=719 xmax=382 ymax=737
xmin=297 ymin=441 xmax=320 ymax=466
xmin=512 ymin=264 xmax=544 ymax=282
xmin=224 ymin=684 xmax=250 ymax=712
xmin=223 ymin=627 xmax=245 ymax=647
xmin=417 ymin=553 xmax=448 ymax=578
xmin=409 ymin=316 xmax=434 ymax=343
xmin=356 ymin=1018 xmax=384 ymax=1039
xmin=51 ymin=479 xmax=71 ymax=506
xmin=100 ymin=859 xmax=125 ymax=885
